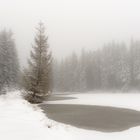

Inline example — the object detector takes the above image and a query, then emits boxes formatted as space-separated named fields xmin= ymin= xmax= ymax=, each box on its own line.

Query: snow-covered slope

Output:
xmin=0 ymin=91 xmax=74 ymax=140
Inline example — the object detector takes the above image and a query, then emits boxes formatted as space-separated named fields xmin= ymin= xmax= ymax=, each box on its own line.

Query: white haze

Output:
xmin=0 ymin=0 xmax=140 ymax=66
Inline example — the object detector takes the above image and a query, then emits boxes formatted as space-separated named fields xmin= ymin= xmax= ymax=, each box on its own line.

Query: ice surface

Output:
xmin=47 ymin=92 xmax=140 ymax=111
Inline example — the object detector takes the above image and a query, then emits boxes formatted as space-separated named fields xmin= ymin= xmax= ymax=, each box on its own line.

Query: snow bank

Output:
xmin=0 ymin=91 xmax=74 ymax=140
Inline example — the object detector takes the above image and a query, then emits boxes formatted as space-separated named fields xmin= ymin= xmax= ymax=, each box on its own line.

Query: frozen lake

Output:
xmin=40 ymin=93 xmax=140 ymax=132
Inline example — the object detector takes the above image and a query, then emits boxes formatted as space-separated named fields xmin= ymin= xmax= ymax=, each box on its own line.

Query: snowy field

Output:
xmin=1 ymin=91 xmax=140 ymax=140
xmin=47 ymin=92 xmax=140 ymax=111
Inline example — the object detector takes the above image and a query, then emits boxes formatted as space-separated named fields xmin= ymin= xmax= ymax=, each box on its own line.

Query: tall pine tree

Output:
xmin=23 ymin=22 xmax=52 ymax=103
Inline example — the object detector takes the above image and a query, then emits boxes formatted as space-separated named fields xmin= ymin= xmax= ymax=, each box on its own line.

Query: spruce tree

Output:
xmin=23 ymin=22 xmax=52 ymax=103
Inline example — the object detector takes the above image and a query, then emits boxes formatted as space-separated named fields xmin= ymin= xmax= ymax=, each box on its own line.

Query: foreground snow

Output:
xmin=0 ymin=91 xmax=74 ymax=140
xmin=1 ymin=91 xmax=140 ymax=140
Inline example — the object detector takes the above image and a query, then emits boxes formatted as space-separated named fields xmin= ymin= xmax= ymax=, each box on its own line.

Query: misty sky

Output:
xmin=1 ymin=0 xmax=140 ymax=66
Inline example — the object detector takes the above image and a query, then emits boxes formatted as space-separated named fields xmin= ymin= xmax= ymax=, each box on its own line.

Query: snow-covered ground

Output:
xmin=0 ymin=91 xmax=74 ymax=140
xmin=1 ymin=91 xmax=140 ymax=140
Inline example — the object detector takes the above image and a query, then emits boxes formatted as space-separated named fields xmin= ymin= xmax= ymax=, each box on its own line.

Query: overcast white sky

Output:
xmin=1 ymin=0 xmax=140 ymax=66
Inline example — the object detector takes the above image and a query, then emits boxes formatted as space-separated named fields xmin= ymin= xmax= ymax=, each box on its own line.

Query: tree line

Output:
xmin=1 ymin=22 xmax=140 ymax=103
xmin=53 ymin=40 xmax=140 ymax=92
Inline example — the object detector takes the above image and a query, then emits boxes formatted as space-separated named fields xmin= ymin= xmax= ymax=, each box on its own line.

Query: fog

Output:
xmin=1 ymin=0 xmax=140 ymax=66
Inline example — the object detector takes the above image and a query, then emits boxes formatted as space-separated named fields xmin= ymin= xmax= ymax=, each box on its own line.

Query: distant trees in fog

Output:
xmin=53 ymin=40 xmax=140 ymax=92
xmin=1 ymin=25 xmax=140 ymax=94
xmin=0 ymin=30 xmax=19 ymax=93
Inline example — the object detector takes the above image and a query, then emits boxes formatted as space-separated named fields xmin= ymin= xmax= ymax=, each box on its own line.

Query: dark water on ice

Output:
xmin=40 ymin=94 xmax=140 ymax=132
